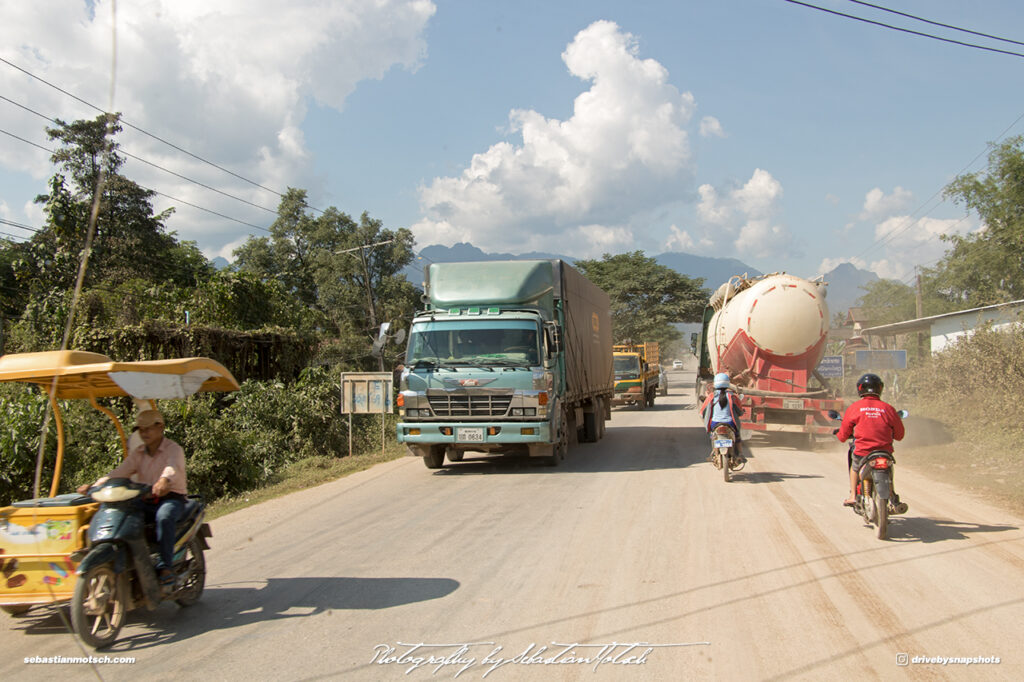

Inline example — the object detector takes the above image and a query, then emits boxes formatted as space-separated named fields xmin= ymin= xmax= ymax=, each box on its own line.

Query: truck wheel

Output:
xmin=582 ymin=404 xmax=599 ymax=443
xmin=446 ymin=449 xmax=464 ymax=462
xmin=423 ymin=445 xmax=445 ymax=469
xmin=544 ymin=409 xmax=569 ymax=466
xmin=637 ymin=393 xmax=646 ymax=411
xmin=647 ymin=389 xmax=655 ymax=408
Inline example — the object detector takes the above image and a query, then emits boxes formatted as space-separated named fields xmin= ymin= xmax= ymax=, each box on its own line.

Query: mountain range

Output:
xmin=407 ymin=243 xmax=878 ymax=316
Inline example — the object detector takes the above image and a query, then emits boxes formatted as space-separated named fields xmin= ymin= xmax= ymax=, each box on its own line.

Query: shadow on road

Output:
xmin=7 ymin=576 xmax=460 ymax=651
xmin=886 ymin=517 xmax=1019 ymax=543
xmin=427 ymin=424 xmax=711 ymax=475
xmin=739 ymin=471 xmax=824 ymax=484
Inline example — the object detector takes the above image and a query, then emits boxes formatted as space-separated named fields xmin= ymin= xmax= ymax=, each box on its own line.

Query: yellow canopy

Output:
xmin=0 ymin=350 xmax=240 ymax=399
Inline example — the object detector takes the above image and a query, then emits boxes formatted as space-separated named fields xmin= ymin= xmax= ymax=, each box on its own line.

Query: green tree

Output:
xmin=932 ymin=135 xmax=1024 ymax=306
xmin=234 ymin=190 xmax=418 ymax=361
xmin=855 ymin=279 xmax=918 ymax=326
xmin=574 ymin=251 xmax=708 ymax=346
xmin=13 ymin=114 xmax=212 ymax=296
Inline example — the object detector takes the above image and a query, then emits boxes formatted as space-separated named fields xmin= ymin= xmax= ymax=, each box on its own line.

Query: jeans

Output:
xmin=146 ymin=495 xmax=185 ymax=572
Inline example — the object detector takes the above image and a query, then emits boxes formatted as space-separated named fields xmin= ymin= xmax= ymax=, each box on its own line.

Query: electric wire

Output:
xmin=844 ymin=1 xmax=1024 ymax=48
xmin=0 ymin=55 xmax=328 ymax=215
xmin=0 ymin=125 xmax=273 ymax=234
xmin=852 ymin=110 xmax=1024 ymax=265
xmin=783 ymin=0 xmax=1024 ymax=60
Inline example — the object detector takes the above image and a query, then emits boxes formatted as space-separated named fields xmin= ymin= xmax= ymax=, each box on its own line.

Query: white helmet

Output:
xmin=713 ymin=373 xmax=730 ymax=389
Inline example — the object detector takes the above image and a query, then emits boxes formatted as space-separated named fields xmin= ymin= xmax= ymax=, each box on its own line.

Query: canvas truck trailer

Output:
xmin=695 ymin=273 xmax=844 ymax=446
xmin=397 ymin=260 xmax=614 ymax=468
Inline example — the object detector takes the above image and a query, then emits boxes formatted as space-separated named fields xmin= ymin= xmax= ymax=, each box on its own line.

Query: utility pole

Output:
xmin=916 ymin=269 xmax=926 ymax=360
xmin=336 ymin=239 xmax=395 ymax=371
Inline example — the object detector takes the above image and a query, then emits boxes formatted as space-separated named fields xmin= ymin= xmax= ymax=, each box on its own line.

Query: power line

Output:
xmin=0 ymin=55 xmax=301 ymax=207
xmin=0 ymin=217 xmax=41 ymax=234
xmin=844 ymin=1 xmax=1024 ymax=48
xmin=783 ymin=0 xmax=1024 ymax=59
xmin=852 ymin=110 xmax=1024 ymax=263
xmin=0 ymin=124 xmax=272 ymax=234
xmin=1 ymin=94 xmax=279 ymax=217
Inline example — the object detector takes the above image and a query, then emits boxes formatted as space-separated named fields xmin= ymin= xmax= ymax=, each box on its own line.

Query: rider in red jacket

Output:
xmin=837 ymin=373 xmax=906 ymax=510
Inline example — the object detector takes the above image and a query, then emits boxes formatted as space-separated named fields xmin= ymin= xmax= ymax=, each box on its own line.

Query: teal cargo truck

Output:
xmin=397 ymin=260 xmax=614 ymax=468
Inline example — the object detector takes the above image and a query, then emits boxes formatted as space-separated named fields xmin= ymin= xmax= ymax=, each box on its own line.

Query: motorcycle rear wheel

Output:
xmin=723 ymin=451 xmax=731 ymax=482
xmin=71 ymin=563 xmax=126 ymax=649
xmin=175 ymin=536 xmax=207 ymax=607
xmin=874 ymin=488 xmax=889 ymax=540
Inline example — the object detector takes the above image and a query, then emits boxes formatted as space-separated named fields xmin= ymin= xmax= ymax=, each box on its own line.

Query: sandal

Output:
xmin=842 ymin=499 xmax=856 ymax=507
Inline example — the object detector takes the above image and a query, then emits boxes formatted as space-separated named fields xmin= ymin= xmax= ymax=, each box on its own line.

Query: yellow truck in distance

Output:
xmin=611 ymin=342 xmax=660 ymax=409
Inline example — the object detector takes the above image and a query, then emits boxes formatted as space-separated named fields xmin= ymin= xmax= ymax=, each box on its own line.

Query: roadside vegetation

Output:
xmin=854 ymin=136 xmax=1024 ymax=517
xmin=0 ymin=114 xmax=701 ymax=509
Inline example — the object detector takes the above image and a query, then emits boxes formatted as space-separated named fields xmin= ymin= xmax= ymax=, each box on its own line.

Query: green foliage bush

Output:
xmin=0 ymin=367 xmax=392 ymax=506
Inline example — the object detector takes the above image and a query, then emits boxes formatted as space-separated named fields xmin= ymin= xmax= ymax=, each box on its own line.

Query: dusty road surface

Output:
xmin=3 ymin=363 xmax=1022 ymax=680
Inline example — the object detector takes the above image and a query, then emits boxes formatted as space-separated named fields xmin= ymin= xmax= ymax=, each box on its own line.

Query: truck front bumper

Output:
xmin=397 ymin=421 xmax=552 ymax=446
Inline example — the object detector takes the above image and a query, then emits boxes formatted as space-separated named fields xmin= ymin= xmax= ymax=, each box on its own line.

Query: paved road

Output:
xmin=3 ymin=365 xmax=1022 ymax=680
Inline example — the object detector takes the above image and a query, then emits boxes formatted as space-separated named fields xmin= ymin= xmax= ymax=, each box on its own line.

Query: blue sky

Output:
xmin=1 ymin=0 xmax=1022 ymax=286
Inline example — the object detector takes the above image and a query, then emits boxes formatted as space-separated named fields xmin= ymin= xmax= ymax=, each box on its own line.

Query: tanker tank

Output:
xmin=708 ymin=273 xmax=829 ymax=395
xmin=696 ymin=272 xmax=843 ymax=441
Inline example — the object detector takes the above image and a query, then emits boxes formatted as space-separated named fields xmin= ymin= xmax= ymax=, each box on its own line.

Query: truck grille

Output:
xmin=428 ymin=393 xmax=513 ymax=417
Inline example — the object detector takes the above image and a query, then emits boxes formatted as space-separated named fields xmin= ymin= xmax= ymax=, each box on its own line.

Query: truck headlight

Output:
xmin=511 ymin=408 xmax=537 ymax=416
xmin=406 ymin=408 xmax=432 ymax=417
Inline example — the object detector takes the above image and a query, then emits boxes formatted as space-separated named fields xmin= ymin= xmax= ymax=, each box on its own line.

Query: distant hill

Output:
xmin=405 ymin=243 xmax=762 ymax=291
xmin=819 ymin=262 xmax=879 ymax=317
xmin=652 ymin=252 xmax=763 ymax=289
xmin=211 ymin=256 xmax=231 ymax=270
xmin=404 ymin=243 xmax=879 ymax=317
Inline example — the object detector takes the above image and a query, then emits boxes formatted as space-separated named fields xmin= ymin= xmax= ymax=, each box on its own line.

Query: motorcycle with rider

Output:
xmin=700 ymin=372 xmax=747 ymax=482
xmin=831 ymin=372 xmax=908 ymax=540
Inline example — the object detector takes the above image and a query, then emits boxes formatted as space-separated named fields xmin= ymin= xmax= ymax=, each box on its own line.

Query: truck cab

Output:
xmin=397 ymin=260 xmax=612 ymax=469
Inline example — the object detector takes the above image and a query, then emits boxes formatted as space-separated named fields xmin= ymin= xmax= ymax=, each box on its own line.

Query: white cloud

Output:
xmin=0 ymin=0 xmax=436 ymax=253
xmin=864 ymin=214 xmax=970 ymax=280
xmin=859 ymin=186 xmax=913 ymax=222
xmin=414 ymin=20 xmax=698 ymax=253
xmin=689 ymin=168 xmax=792 ymax=259
xmin=699 ymin=116 xmax=725 ymax=138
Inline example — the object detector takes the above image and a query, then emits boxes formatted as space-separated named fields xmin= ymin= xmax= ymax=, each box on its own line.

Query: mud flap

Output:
xmin=873 ymin=471 xmax=892 ymax=501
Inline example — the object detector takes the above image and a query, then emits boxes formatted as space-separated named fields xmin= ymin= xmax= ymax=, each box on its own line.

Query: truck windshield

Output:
xmin=614 ymin=355 xmax=642 ymax=377
xmin=407 ymin=320 xmax=541 ymax=368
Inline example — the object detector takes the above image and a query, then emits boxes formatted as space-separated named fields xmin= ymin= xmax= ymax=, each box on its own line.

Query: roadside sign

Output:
xmin=340 ymin=372 xmax=393 ymax=414
xmin=854 ymin=350 xmax=907 ymax=370
xmin=340 ymin=371 xmax=394 ymax=457
xmin=817 ymin=355 xmax=844 ymax=378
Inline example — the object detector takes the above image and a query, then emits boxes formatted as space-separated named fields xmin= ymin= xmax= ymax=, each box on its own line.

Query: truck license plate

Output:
xmin=783 ymin=398 xmax=803 ymax=410
xmin=713 ymin=439 xmax=733 ymax=448
xmin=456 ymin=427 xmax=484 ymax=442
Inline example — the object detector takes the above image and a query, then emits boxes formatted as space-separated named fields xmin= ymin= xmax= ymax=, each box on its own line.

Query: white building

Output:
xmin=862 ymin=300 xmax=1024 ymax=354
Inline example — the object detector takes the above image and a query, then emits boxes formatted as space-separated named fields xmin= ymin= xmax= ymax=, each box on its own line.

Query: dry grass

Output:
xmin=896 ymin=326 xmax=1024 ymax=518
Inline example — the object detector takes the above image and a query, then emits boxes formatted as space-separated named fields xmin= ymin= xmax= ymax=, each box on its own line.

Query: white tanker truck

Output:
xmin=695 ymin=273 xmax=844 ymax=445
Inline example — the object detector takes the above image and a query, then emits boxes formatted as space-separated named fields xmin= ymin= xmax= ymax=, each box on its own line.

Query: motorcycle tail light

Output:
xmin=870 ymin=458 xmax=891 ymax=469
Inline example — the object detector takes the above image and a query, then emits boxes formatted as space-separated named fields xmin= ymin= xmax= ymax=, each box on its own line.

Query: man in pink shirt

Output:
xmin=79 ymin=409 xmax=187 ymax=587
